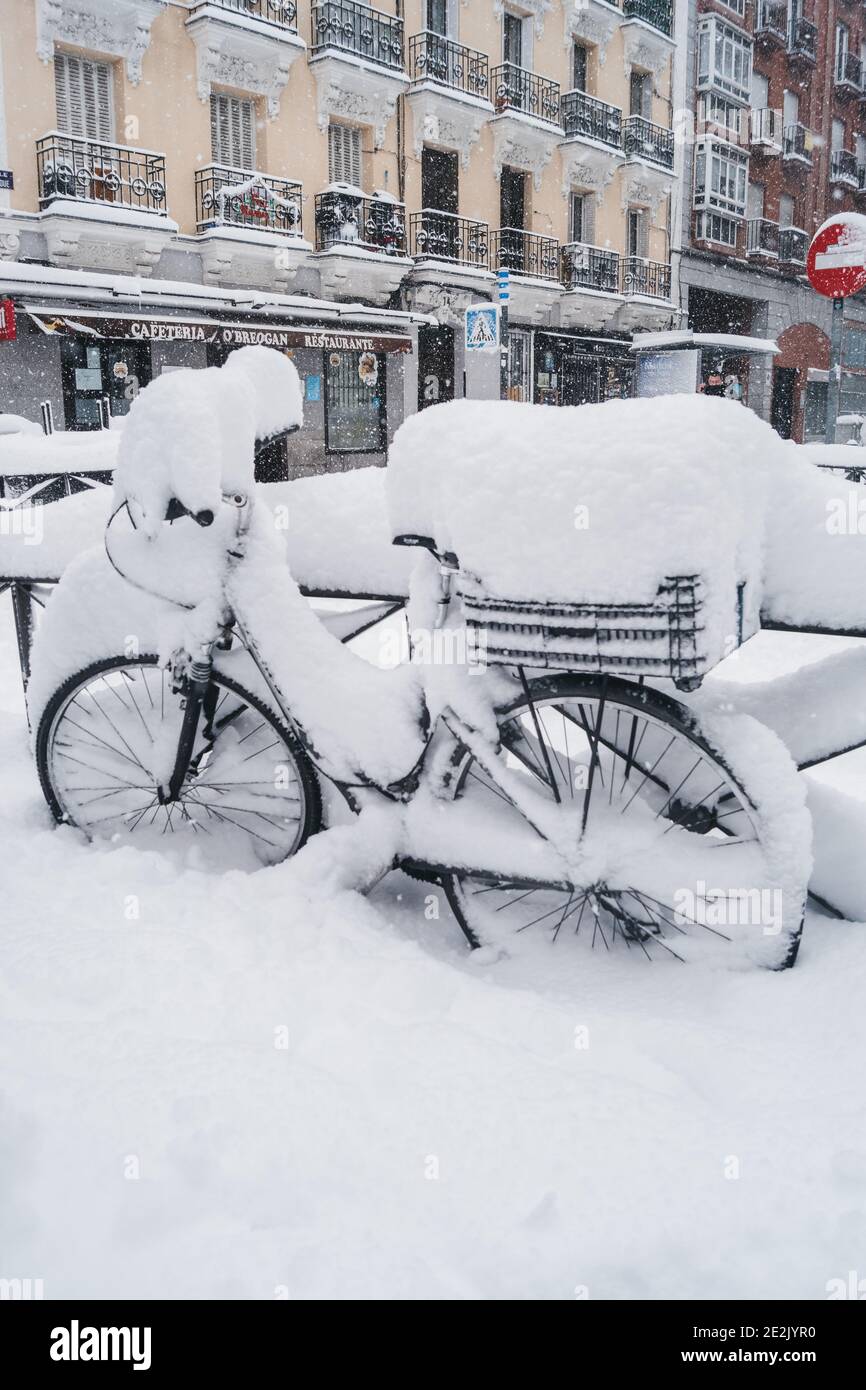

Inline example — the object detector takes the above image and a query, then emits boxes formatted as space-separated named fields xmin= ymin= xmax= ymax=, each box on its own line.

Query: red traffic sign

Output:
xmin=0 ymin=298 xmax=15 ymax=342
xmin=808 ymin=217 xmax=866 ymax=299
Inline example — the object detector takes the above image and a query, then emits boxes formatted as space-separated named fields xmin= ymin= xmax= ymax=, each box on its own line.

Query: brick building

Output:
xmin=679 ymin=0 xmax=866 ymax=440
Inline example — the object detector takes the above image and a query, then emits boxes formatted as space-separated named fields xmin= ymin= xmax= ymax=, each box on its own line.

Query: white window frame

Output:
xmin=697 ymin=17 xmax=753 ymax=105
xmin=54 ymin=50 xmax=114 ymax=143
xmin=695 ymin=210 xmax=739 ymax=247
xmin=693 ymin=136 xmax=749 ymax=217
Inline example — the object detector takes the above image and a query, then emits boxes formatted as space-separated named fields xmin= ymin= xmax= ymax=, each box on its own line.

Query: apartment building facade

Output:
xmin=0 ymin=0 xmax=683 ymax=469
xmin=679 ymin=0 xmax=866 ymax=441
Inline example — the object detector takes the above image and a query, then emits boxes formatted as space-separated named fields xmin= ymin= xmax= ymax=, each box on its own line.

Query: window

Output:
xmin=746 ymin=181 xmax=764 ymax=219
xmin=570 ymin=191 xmax=594 ymax=244
xmin=54 ymin=52 xmax=113 ymax=141
xmin=503 ymin=11 xmax=523 ymax=66
xmin=328 ymin=123 xmax=362 ymax=187
xmin=832 ymin=119 xmax=845 ymax=153
xmin=693 ymin=138 xmax=749 ymax=217
xmin=782 ymin=89 xmax=799 ymax=127
xmin=500 ymin=166 xmax=525 ymax=230
xmin=210 ymin=94 xmax=255 ymax=170
xmin=572 ymin=43 xmax=588 ymax=93
xmin=627 ymin=207 xmax=647 ymax=258
xmin=836 ymin=23 xmax=849 ymax=79
xmin=421 ymin=146 xmax=458 ymax=213
xmin=779 ymin=193 xmax=795 ymax=228
xmin=325 ymin=350 xmax=387 ymax=454
xmin=695 ymin=211 xmax=739 ymax=246
xmin=629 ymin=71 xmax=651 ymax=118
xmin=697 ymin=17 xmax=753 ymax=104
xmin=699 ymin=94 xmax=747 ymax=144
xmin=718 ymin=0 xmax=745 ymax=14
xmin=750 ymin=71 xmax=769 ymax=109
xmin=427 ymin=0 xmax=448 ymax=35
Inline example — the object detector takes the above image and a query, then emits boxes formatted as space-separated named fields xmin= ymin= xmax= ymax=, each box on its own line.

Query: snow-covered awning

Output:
xmin=630 ymin=330 xmax=780 ymax=356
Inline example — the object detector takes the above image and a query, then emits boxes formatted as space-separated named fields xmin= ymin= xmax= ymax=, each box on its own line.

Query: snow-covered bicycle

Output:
xmin=32 ymin=349 xmax=810 ymax=968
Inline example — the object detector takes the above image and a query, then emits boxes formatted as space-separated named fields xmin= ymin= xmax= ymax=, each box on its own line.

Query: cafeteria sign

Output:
xmin=27 ymin=310 xmax=412 ymax=354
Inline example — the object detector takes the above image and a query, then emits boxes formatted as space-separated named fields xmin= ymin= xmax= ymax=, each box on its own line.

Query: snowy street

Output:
xmin=2 ymin=587 xmax=866 ymax=1301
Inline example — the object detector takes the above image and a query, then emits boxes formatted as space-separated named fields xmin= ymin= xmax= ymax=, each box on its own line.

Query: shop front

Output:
xmin=531 ymin=333 xmax=634 ymax=407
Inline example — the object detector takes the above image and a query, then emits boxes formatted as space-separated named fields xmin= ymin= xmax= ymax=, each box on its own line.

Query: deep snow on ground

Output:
xmin=2 ymin=599 xmax=866 ymax=1300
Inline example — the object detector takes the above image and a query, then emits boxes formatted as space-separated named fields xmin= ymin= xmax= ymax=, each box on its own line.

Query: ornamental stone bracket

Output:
xmin=196 ymin=228 xmax=311 ymax=293
xmin=0 ymin=224 xmax=21 ymax=262
xmin=562 ymin=0 xmax=620 ymax=67
xmin=492 ymin=0 xmax=553 ymax=38
xmin=405 ymin=86 xmax=492 ymax=168
xmin=309 ymin=54 xmax=409 ymax=149
xmin=620 ymin=163 xmax=672 ymax=217
xmin=40 ymin=203 xmax=176 ymax=276
xmin=186 ymin=6 xmax=306 ymax=119
xmin=490 ymin=115 xmax=558 ymax=191
xmin=560 ymin=141 xmax=622 ymax=204
xmin=35 ymin=0 xmax=166 ymax=85
xmin=621 ymin=21 xmax=675 ymax=94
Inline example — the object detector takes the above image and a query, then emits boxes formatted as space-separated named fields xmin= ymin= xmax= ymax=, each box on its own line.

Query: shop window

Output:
xmin=60 ymin=339 xmax=151 ymax=432
xmin=54 ymin=52 xmax=114 ymax=142
xmin=328 ymin=123 xmax=362 ymax=187
xmin=506 ymin=328 xmax=532 ymax=402
xmin=210 ymin=94 xmax=255 ymax=171
xmin=325 ymin=349 xmax=387 ymax=453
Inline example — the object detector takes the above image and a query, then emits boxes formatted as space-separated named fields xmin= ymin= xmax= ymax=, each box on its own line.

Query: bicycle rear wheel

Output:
xmin=36 ymin=655 xmax=321 ymax=870
xmin=441 ymin=674 xmax=806 ymax=968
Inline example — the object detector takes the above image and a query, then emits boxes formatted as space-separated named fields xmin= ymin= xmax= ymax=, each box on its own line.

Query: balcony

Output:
xmin=835 ymin=52 xmax=863 ymax=96
xmin=621 ymin=255 xmax=671 ymax=300
xmin=622 ymin=115 xmax=675 ymax=170
xmin=561 ymin=242 xmax=621 ymax=295
xmin=489 ymin=64 xmax=562 ymax=189
xmin=779 ymin=226 xmax=808 ymax=265
xmin=560 ymin=91 xmax=624 ymax=200
xmin=746 ymin=218 xmax=780 ymax=258
xmin=194 ymin=164 xmax=308 ymax=290
xmin=756 ymin=0 xmax=788 ymax=42
xmin=622 ymin=0 xmax=672 ymax=35
xmin=782 ymin=123 xmax=813 ymax=165
xmin=409 ymin=209 xmax=489 ymax=268
xmin=787 ymin=18 xmax=818 ymax=64
xmin=185 ymin=0 xmax=306 ymax=117
xmin=857 ymin=166 xmax=866 ymax=197
xmin=750 ymin=107 xmax=783 ymax=154
xmin=830 ymin=149 xmax=859 ymax=189
xmin=492 ymin=228 xmax=560 ymax=281
xmin=309 ymin=1 xmax=408 ymax=147
xmin=621 ymin=0 xmax=674 ymax=87
xmin=313 ymin=187 xmax=409 ymax=302
xmin=406 ymin=33 xmax=492 ymax=166
xmin=35 ymin=132 xmax=176 ymax=274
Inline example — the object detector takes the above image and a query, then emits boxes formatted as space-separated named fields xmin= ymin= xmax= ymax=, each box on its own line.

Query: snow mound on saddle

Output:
xmin=112 ymin=347 xmax=302 ymax=538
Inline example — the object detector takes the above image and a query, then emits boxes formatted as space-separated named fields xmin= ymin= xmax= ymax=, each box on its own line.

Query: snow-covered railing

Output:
xmin=492 ymin=228 xmax=560 ymax=283
xmin=409 ymin=210 xmax=489 ymax=268
xmin=198 ymin=0 xmax=299 ymax=28
xmin=622 ymin=116 xmax=675 ymax=171
xmin=561 ymin=243 xmax=620 ymax=295
xmin=408 ymin=31 xmax=488 ymax=98
xmin=195 ymin=165 xmax=303 ymax=236
xmin=315 ymin=189 xmax=406 ymax=255
xmin=311 ymin=0 xmax=404 ymax=71
xmin=36 ymin=133 xmax=167 ymax=214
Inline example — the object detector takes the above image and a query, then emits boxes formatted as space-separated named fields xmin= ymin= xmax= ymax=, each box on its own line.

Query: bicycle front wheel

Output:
xmin=36 ymin=655 xmax=321 ymax=870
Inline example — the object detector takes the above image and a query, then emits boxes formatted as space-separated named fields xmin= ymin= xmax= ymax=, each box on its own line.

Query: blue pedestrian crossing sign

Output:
xmin=465 ymin=304 xmax=500 ymax=352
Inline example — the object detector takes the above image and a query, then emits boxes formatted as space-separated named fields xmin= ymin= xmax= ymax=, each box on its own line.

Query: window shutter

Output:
xmin=54 ymin=52 xmax=113 ymax=141
xmin=329 ymin=124 xmax=362 ymax=187
xmin=210 ymin=94 xmax=255 ymax=170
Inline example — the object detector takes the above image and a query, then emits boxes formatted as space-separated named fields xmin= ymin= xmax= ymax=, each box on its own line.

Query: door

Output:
xmin=418 ymin=324 xmax=455 ymax=412
xmin=629 ymin=70 xmax=651 ymax=118
xmin=572 ymin=43 xmax=588 ymax=93
xmin=500 ymin=167 xmax=526 ymax=271
xmin=60 ymin=339 xmax=151 ymax=431
xmin=770 ymin=366 xmax=796 ymax=439
xmin=421 ymin=146 xmax=458 ymax=213
xmin=503 ymin=12 xmax=523 ymax=67
xmin=426 ymin=0 xmax=448 ymax=35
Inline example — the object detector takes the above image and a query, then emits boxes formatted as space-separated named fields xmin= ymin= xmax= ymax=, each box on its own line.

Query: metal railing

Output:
xmin=835 ymin=51 xmax=862 ymax=90
xmin=195 ymin=165 xmax=302 ymax=235
xmin=779 ymin=226 xmax=808 ymax=263
xmin=788 ymin=17 xmax=818 ymax=60
xmin=622 ymin=0 xmax=672 ymax=35
xmin=490 ymin=63 xmax=560 ymax=124
xmin=750 ymin=107 xmax=783 ymax=148
xmin=621 ymin=256 xmax=671 ymax=299
xmin=756 ymin=0 xmax=788 ymax=39
xmin=831 ymin=149 xmax=859 ymax=185
xmin=315 ymin=189 xmax=406 ymax=253
xmin=858 ymin=165 xmax=866 ymax=192
xmin=408 ymin=31 xmax=489 ymax=98
xmin=782 ymin=123 xmax=812 ymax=163
xmin=622 ymin=115 xmax=675 ymax=168
xmin=561 ymin=243 xmax=620 ymax=294
xmin=36 ymin=132 xmax=167 ymax=212
xmin=492 ymin=228 xmax=560 ymax=281
xmin=311 ymin=0 xmax=404 ymax=71
xmin=409 ymin=209 xmax=489 ymax=267
xmin=746 ymin=218 xmax=780 ymax=256
xmin=561 ymin=90 xmax=622 ymax=148
xmin=197 ymin=0 xmax=298 ymax=27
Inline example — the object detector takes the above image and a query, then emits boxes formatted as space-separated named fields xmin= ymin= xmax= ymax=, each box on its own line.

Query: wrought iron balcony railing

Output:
xmin=622 ymin=115 xmax=675 ymax=169
xmin=408 ymin=31 xmax=489 ymax=99
xmin=490 ymin=63 xmax=560 ymax=124
xmin=561 ymin=242 xmax=620 ymax=294
xmin=788 ymin=18 xmax=818 ymax=61
xmin=750 ymin=107 xmax=783 ymax=149
xmin=315 ymin=189 xmax=406 ymax=254
xmin=756 ymin=0 xmax=788 ymax=40
xmin=198 ymin=0 xmax=298 ymax=27
xmin=195 ymin=165 xmax=302 ymax=236
xmin=858 ymin=165 xmax=866 ymax=193
xmin=492 ymin=227 xmax=560 ymax=281
xmin=830 ymin=149 xmax=859 ymax=186
xmin=561 ymin=90 xmax=623 ymax=148
xmin=782 ymin=123 xmax=812 ymax=163
xmin=835 ymin=51 xmax=862 ymax=91
xmin=410 ymin=209 xmax=489 ymax=267
xmin=621 ymin=256 xmax=671 ymax=299
xmin=622 ymin=0 xmax=672 ymax=35
xmin=779 ymin=227 xmax=808 ymax=264
xmin=746 ymin=217 xmax=779 ymax=257
xmin=311 ymin=0 xmax=404 ymax=71
xmin=37 ymin=132 xmax=167 ymax=213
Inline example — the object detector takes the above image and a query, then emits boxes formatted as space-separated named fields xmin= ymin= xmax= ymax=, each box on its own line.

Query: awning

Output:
xmin=23 ymin=307 xmax=413 ymax=354
xmin=630 ymin=330 xmax=779 ymax=356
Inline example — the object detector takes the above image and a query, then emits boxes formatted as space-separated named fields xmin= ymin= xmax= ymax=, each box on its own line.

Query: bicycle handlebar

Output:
xmin=164 ymin=498 xmax=215 ymax=527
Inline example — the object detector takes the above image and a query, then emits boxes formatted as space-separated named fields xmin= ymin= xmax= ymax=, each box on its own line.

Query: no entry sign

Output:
xmin=807 ymin=216 xmax=866 ymax=299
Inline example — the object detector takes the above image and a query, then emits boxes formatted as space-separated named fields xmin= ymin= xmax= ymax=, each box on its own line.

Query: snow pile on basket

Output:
xmin=388 ymin=395 xmax=785 ymax=685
